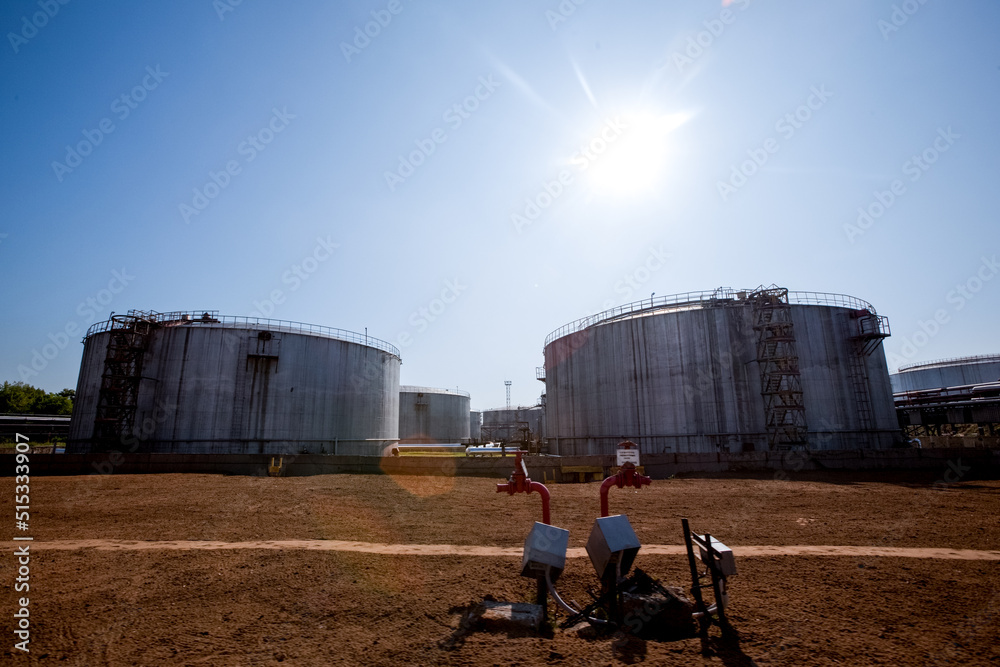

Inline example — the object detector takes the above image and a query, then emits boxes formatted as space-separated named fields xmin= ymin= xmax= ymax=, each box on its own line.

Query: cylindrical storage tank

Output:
xmin=890 ymin=355 xmax=1000 ymax=392
xmin=68 ymin=311 xmax=400 ymax=455
xmin=481 ymin=407 xmax=544 ymax=440
xmin=469 ymin=410 xmax=482 ymax=443
xmin=397 ymin=386 xmax=471 ymax=444
xmin=543 ymin=288 xmax=901 ymax=455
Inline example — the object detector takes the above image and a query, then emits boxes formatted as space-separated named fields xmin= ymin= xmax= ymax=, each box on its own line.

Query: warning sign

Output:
xmin=616 ymin=441 xmax=640 ymax=466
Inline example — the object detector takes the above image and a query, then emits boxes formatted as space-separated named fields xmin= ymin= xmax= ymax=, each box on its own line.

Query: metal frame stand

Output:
xmin=682 ymin=518 xmax=733 ymax=651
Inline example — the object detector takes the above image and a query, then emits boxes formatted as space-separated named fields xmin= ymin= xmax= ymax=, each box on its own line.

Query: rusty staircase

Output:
xmin=92 ymin=313 xmax=158 ymax=450
xmin=748 ymin=286 xmax=808 ymax=450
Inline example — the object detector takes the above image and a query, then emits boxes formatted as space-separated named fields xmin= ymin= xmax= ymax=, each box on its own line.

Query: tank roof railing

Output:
xmin=897 ymin=353 xmax=1000 ymax=373
xmin=481 ymin=405 xmax=543 ymax=413
xmin=785 ymin=291 xmax=879 ymax=314
xmin=128 ymin=309 xmax=220 ymax=322
xmin=84 ymin=311 xmax=401 ymax=358
xmin=543 ymin=288 xmax=881 ymax=347
xmin=399 ymin=385 xmax=471 ymax=397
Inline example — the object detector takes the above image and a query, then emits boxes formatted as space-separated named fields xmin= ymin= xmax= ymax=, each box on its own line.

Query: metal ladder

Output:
xmin=846 ymin=310 xmax=891 ymax=432
xmin=748 ymin=286 xmax=808 ymax=450
xmin=93 ymin=315 xmax=157 ymax=450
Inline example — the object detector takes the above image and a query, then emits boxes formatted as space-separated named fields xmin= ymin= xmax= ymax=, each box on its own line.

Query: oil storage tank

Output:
xmin=397 ymin=386 xmax=471 ymax=443
xmin=890 ymin=355 xmax=1000 ymax=392
xmin=543 ymin=287 xmax=900 ymax=455
xmin=481 ymin=406 xmax=544 ymax=443
xmin=67 ymin=310 xmax=400 ymax=455
xmin=469 ymin=410 xmax=482 ymax=443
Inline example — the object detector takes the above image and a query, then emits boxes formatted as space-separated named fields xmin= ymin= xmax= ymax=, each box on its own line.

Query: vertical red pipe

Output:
xmin=496 ymin=452 xmax=553 ymax=524
xmin=599 ymin=462 xmax=651 ymax=517
xmin=529 ymin=481 xmax=551 ymax=525
xmin=599 ymin=476 xmax=617 ymax=517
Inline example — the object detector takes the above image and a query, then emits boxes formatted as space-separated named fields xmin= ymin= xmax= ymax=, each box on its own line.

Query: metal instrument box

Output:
xmin=521 ymin=522 xmax=570 ymax=581
xmin=586 ymin=515 xmax=641 ymax=579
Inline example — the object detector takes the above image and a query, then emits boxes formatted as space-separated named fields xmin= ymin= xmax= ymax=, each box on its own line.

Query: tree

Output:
xmin=0 ymin=382 xmax=73 ymax=415
xmin=0 ymin=382 xmax=44 ymax=413
xmin=34 ymin=393 xmax=73 ymax=415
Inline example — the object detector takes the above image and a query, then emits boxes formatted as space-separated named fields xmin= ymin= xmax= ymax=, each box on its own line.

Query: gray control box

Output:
xmin=586 ymin=515 xmax=641 ymax=579
xmin=521 ymin=522 xmax=570 ymax=581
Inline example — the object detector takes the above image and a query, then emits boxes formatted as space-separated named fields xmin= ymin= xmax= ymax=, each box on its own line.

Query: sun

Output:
xmin=582 ymin=111 xmax=690 ymax=197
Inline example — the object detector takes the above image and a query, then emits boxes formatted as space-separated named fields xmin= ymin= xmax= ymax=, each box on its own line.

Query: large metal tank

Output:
xmin=543 ymin=287 xmax=901 ymax=455
xmin=890 ymin=355 xmax=1000 ymax=392
xmin=68 ymin=310 xmax=400 ymax=455
xmin=469 ymin=410 xmax=482 ymax=443
xmin=397 ymin=386 xmax=471 ymax=443
xmin=481 ymin=406 xmax=544 ymax=442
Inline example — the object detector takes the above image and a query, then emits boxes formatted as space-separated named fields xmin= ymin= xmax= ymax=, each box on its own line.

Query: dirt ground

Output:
xmin=2 ymin=468 xmax=999 ymax=665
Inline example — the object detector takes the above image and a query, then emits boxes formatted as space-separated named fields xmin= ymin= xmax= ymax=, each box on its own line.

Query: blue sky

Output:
xmin=2 ymin=0 xmax=998 ymax=409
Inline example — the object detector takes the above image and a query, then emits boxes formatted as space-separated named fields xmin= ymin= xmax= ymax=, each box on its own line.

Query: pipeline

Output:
xmin=544 ymin=567 xmax=610 ymax=626
xmin=599 ymin=461 xmax=651 ymax=517
xmin=496 ymin=451 xmax=551 ymax=525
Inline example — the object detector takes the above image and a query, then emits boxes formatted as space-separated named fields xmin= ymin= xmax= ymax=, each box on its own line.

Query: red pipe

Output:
xmin=599 ymin=461 xmax=651 ymax=517
xmin=496 ymin=452 xmax=552 ymax=525
xmin=529 ymin=481 xmax=551 ymax=525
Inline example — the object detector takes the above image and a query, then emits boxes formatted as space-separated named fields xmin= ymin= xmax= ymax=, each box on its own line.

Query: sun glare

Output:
xmin=582 ymin=111 xmax=690 ymax=197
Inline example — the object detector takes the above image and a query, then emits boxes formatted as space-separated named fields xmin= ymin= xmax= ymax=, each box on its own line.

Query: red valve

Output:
xmin=599 ymin=460 xmax=651 ymax=517
xmin=496 ymin=451 xmax=551 ymax=525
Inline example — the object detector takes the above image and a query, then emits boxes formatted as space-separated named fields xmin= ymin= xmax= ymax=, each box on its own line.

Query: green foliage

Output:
xmin=0 ymin=382 xmax=73 ymax=415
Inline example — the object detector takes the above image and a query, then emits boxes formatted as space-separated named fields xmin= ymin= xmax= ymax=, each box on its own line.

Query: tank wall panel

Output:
xmin=68 ymin=335 xmax=109 ymax=442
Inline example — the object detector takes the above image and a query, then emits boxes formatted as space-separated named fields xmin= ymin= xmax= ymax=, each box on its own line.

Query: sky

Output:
xmin=1 ymin=0 xmax=998 ymax=411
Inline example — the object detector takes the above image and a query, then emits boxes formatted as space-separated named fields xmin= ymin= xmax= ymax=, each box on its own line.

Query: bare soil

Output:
xmin=2 ymin=470 xmax=998 ymax=665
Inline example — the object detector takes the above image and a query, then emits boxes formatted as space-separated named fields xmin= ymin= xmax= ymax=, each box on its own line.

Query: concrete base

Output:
xmin=621 ymin=588 xmax=696 ymax=639
xmin=473 ymin=601 xmax=544 ymax=633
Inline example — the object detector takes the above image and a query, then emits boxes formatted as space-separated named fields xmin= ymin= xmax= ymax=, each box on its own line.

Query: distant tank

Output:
xmin=481 ymin=406 xmax=544 ymax=443
xmin=398 ymin=386 xmax=471 ymax=444
xmin=68 ymin=310 xmax=400 ymax=455
xmin=890 ymin=354 xmax=1000 ymax=392
xmin=469 ymin=410 xmax=482 ymax=443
